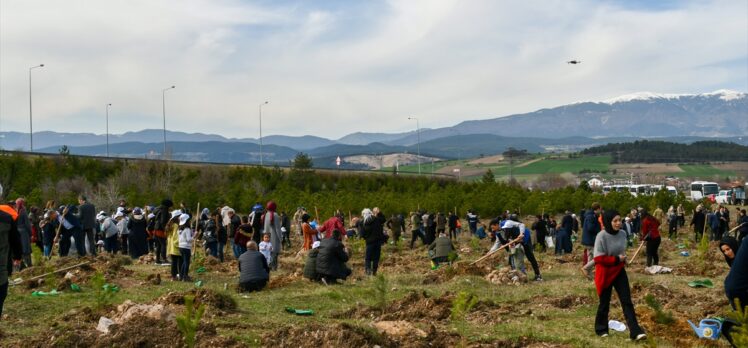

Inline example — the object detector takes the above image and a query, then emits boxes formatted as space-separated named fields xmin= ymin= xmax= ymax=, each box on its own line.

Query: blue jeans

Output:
xmin=43 ymin=244 xmax=52 ymax=257
xmin=205 ymin=241 xmax=218 ymax=258
xmin=104 ymin=235 xmax=119 ymax=253
xmin=179 ymin=248 xmax=191 ymax=281
xmin=230 ymin=239 xmax=241 ymax=258
xmin=555 ymin=229 xmax=572 ymax=255
xmin=365 ymin=242 xmax=382 ymax=275
xmin=217 ymin=242 xmax=225 ymax=262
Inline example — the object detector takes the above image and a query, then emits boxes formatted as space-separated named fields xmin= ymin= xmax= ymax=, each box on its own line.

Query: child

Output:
xmin=177 ymin=213 xmax=194 ymax=282
xmin=259 ymin=233 xmax=273 ymax=266
xmin=40 ymin=210 xmax=59 ymax=258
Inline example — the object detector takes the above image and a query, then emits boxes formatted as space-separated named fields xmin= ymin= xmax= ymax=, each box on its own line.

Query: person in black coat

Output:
xmin=361 ymin=208 xmax=386 ymax=276
xmin=316 ymin=230 xmax=351 ymax=283
xmin=303 ymin=243 xmax=321 ymax=281
xmin=690 ymin=205 xmax=706 ymax=242
xmin=238 ymin=241 xmax=270 ymax=292
xmin=127 ymin=208 xmax=149 ymax=259
xmin=76 ymin=195 xmax=97 ymax=256
xmin=152 ymin=199 xmax=173 ymax=264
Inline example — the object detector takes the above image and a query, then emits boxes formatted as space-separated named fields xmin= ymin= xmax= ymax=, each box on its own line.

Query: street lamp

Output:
xmin=162 ymin=85 xmax=175 ymax=159
xmin=408 ymin=116 xmax=421 ymax=175
xmin=29 ymin=64 xmax=44 ymax=152
xmin=259 ymin=101 xmax=268 ymax=166
xmin=105 ymin=103 xmax=112 ymax=157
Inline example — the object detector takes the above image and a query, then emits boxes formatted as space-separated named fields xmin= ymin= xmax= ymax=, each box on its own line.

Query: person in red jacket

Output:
xmin=593 ymin=209 xmax=646 ymax=341
xmin=318 ymin=213 xmax=345 ymax=240
xmin=640 ymin=208 xmax=661 ymax=267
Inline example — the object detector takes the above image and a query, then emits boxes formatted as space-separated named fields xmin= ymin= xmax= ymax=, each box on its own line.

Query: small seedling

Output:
xmin=373 ymin=274 xmax=388 ymax=311
xmin=176 ymin=295 xmax=205 ymax=348
xmin=644 ymin=294 xmax=674 ymax=324
xmin=451 ymin=291 xmax=479 ymax=320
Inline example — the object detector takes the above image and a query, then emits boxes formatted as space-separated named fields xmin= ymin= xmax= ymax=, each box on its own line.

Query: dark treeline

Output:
xmin=0 ymin=152 xmax=694 ymax=218
xmin=582 ymin=140 xmax=748 ymax=163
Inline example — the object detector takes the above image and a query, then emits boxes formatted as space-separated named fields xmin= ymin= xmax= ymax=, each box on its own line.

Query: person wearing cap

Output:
xmin=593 ymin=209 xmax=646 ymax=341
xmin=303 ymin=240 xmax=321 ymax=281
xmin=0 ymin=183 xmax=23 ymax=319
xmin=263 ymin=201 xmax=282 ymax=270
xmin=152 ymin=199 xmax=173 ymax=265
xmin=316 ymin=230 xmax=351 ymax=283
xmin=99 ymin=212 xmax=119 ymax=253
xmin=76 ymin=195 xmax=97 ymax=256
xmin=115 ymin=211 xmax=129 ymax=256
xmin=127 ymin=208 xmax=149 ymax=259
xmin=167 ymin=210 xmax=183 ymax=280
xmin=177 ymin=213 xmax=194 ymax=281
xmin=238 ymin=241 xmax=270 ymax=292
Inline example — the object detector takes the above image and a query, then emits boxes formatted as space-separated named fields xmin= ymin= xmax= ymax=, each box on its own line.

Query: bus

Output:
xmin=690 ymin=181 xmax=720 ymax=201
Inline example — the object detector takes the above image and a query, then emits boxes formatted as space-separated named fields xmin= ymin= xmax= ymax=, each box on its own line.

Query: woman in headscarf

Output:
xmin=720 ymin=237 xmax=740 ymax=268
xmin=15 ymin=198 xmax=32 ymax=268
xmin=640 ymin=208 xmax=661 ymax=266
xmin=263 ymin=201 xmax=282 ymax=270
xmin=593 ymin=209 xmax=646 ymax=341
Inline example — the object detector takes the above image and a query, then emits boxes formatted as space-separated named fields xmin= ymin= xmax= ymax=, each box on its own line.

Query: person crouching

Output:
xmin=238 ymin=241 xmax=270 ymax=292
xmin=429 ymin=232 xmax=455 ymax=269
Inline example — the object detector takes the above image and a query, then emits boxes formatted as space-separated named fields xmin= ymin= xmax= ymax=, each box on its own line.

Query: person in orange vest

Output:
xmin=0 ymin=184 xmax=23 ymax=319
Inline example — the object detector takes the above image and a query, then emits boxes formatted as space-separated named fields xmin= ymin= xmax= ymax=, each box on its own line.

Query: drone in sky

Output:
xmin=566 ymin=60 xmax=582 ymax=64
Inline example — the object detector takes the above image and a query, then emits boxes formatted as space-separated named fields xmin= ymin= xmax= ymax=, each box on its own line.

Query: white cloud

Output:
xmin=0 ymin=0 xmax=745 ymax=140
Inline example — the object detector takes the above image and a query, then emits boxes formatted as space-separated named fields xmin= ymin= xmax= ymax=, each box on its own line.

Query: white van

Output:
xmin=690 ymin=181 xmax=720 ymax=201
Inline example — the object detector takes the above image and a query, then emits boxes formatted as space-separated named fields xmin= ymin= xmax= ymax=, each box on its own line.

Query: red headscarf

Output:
xmin=265 ymin=201 xmax=277 ymax=224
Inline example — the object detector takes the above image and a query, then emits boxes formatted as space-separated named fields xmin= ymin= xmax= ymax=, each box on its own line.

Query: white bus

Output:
xmin=629 ymin=184 xmax=648 ymax=197
xmin=690 ymin=181 xmax=720 ymax=201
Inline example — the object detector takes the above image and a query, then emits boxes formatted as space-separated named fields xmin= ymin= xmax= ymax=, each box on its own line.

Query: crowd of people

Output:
xmin=1 ymin=187 xmax=747 ymax=345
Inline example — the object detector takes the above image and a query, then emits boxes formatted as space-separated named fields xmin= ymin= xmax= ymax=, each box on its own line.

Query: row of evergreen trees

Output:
xmin=582 ymin=140 xmax=748 ymax=163
xmin=0 ymin=152 xmax=695 ymax=219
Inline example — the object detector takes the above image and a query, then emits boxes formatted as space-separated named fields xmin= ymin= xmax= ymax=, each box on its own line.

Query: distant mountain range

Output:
xmin=2 ymin=89 xmax=745 ymax=168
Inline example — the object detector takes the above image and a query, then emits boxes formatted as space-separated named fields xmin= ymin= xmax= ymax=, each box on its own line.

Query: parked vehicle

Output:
xmin=716 ymin=190 xmax=731 ymax=204
xmin=690 ymin=181 xmax=720 ymax=202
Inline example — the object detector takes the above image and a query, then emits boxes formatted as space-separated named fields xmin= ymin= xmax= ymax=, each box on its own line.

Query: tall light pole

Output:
xmin=29 ymin=64 xmax=44 ymax=152
xmin=258 ymin=101 xmax=268 ymax=166
xmin=408 ymin=116 xmax=421 ymax=175
xmin=105 ymin=103 xmax=112 ymax=157
xmin=162 ymin=85 xmax=175 ymax=159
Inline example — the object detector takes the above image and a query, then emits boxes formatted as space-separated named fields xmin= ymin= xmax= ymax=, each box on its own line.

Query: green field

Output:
xmin=677 ymin=164 xmax=736 ymax=177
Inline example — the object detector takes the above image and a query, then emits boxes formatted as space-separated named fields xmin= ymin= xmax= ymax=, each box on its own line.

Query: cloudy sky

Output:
xmin=1 ymin=0 xmax=746 ymax=140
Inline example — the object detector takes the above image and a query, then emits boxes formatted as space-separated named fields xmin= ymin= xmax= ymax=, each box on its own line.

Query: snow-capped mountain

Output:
xmin=601 ymin=89 xmax=746 ymax=104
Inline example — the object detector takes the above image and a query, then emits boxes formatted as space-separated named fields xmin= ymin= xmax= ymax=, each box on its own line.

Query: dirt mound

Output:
xmin=334 ymin=291 xmax=454 ymax=322
xmin=267 ymin=272 xmax=302 ymax=289
xmin=159 ymin=288 xmax=237 ymax=312
xmin=266 ymin=322 xmax=397 ymax=348
xmin=632 ymin=282 xmax=675 ymax=305
xmin=672 ymin=261 xmax=726 ymax=277
xmin=551 ymin=295 xmax=593 ymax=309
xmin=422 ymin=263 xmax=491 ymax=284
xmin=637 ymin=308 xmax=704 ymax=347
xmin=266 ymin=321 xmax=464 ymax=348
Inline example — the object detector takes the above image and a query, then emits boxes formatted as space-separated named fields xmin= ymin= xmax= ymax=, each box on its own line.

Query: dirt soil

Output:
xmin=422 ymin=262 xmax=491 ymax=284
xmin=158 ymin=288 xmax=238 ymax=312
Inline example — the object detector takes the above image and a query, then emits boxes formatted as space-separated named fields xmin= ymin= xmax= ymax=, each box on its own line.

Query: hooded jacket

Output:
xmin=582 ymin=210 xmax=601 ymax=247
xmin=315 ymin=237 xmax=350 ymax=279
xmin=720 ymin=237 xmax=740 ymax=268
xmin=0 ymin=207 xmax=22 ymax=286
